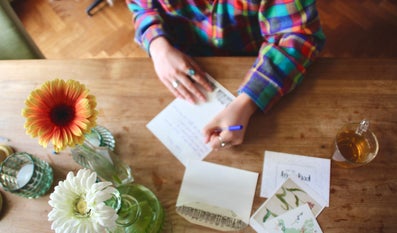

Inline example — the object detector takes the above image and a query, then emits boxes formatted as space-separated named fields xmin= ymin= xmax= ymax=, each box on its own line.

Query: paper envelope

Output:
xmin=176 ymin=160 xmax=258 ymax=231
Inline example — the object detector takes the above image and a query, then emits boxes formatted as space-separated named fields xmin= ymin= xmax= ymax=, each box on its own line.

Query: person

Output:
xmin=126 ymin=0 xmax=325 ymax=150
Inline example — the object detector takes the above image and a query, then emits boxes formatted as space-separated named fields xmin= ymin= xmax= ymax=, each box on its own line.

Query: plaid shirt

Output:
xmin=126 ymin=0 xmax=325 ymax=111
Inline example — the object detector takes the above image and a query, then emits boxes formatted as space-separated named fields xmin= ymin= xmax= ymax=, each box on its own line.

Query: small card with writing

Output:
xmin=250 ymin=177 xmax=326 ymax=233
xmin=261 ymin=151 xmax=331 ymax=206
xmin=147 ymin=74 xmax=235 ymax=166
xmin=176 ymin=160 xmax=258 ymax=231
xmin=259 ymin=203 xmax=323 ymax=233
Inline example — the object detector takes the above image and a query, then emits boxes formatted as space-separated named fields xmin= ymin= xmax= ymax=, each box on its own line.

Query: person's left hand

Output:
xmin=149 ymin=37 xmax=213 ymax=104
xmin=202 ymin=93 xmax=258 ymax=150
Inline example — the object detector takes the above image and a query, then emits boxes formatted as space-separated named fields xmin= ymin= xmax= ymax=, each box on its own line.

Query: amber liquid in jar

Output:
xmin=335 ymin=130 xmax=374 ymax=167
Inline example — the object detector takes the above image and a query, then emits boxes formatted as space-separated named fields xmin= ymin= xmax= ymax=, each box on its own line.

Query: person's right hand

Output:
xmin=202 ymin=93 xmax=258 ymax=150
xmin=149 ymin=37 xmax=213 ymax=104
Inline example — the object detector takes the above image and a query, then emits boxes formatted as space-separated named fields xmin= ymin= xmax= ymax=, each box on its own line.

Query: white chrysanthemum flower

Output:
xmin=48 ymin=169 xmax=118 ymax=233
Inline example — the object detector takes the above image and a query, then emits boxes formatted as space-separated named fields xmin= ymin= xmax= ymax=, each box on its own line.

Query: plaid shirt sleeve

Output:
xmin=239 ymin=0 xmax=325 ymax=112
xmin=126 ymin=0 xmax=325 ymax=112
xmin=126 ymin=0 xmax=167 ymax=52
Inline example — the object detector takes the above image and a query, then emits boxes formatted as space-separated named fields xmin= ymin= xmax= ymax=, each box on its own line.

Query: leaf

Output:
xmin=276 ymin=187 xmax=290 ymax=210
xmin=294 ymin=194 xmax=300 ymax=206
xmin=286 ymin=188 xmax=305 ymax=193
xmin=262 ymin=209 xmax=277 ymax=223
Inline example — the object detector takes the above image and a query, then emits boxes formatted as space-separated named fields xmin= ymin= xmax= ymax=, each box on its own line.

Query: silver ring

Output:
xmin=171 ymin=80 xmax=180 ymax=89
xmin=187 ymin=68 xmax=196 ymax=76
xmin=217 ymin=136 xmax=230 ymax=148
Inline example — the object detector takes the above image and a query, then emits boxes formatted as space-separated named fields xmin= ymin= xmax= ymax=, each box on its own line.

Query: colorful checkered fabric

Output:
xmin=126 ymin=0 xmax=325 ymax=111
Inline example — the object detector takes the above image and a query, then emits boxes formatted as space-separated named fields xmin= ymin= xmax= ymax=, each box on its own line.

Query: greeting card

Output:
xmin=261 ymin=151 xmax=331 ymax=206
xmin=260 ymin=204 xmax=323 ymax=233
xmin=250 ymin=177 xmax=326 ymax=233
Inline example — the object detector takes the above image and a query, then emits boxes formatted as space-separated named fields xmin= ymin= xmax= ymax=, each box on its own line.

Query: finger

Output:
xmin=163 ymin=79 xmax=182 ymax=99
xmin=164 ymin=74 xmax=197 ymax=104
xmin=177 ymin=74 xmax=206 ymax=103
xmin=187 ymin=64 xmax=213 ymax=92
xmin=208 ymin=134 xmax=221 ymax=150
xmin=210 ymin=133 xmax=232 ymax=150
xmin=171 ymin=76 xmax=197 ymax=104
xmin=202 ymin=126 xmax=220 ymax=143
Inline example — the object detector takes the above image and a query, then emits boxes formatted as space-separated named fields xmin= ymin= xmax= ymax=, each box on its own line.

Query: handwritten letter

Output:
xmin=146 ymin=74 xmax=235 ymax=166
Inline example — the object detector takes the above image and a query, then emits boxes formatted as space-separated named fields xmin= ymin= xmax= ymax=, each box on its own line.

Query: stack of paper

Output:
xmin=250 ymin=177 xmax=326 ymax=233
xmin=147 ymin=73 xmax=332 ymax=232
xmin=261 ymin=151 xmax=331 ymax=206
xmin=250 ymin=151 xmax=331 ymax=233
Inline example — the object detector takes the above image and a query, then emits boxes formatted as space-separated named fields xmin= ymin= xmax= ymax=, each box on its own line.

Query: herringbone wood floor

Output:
xmin=12 ymin=0 xmax=397 ymax=59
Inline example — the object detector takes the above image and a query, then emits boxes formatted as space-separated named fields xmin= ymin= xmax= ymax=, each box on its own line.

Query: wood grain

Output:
xmin=10 ymin=0 xmax=397 ymax=59
xmin=0 ymin=57 xmax=396 ymax=232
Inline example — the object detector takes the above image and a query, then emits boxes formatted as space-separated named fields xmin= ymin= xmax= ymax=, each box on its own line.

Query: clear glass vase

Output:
xmin=73 ymin=126 xmax=164 ymax=232
xmin=71 ymin=126 xmax=133 ymax=186
xmin=106 ymin=183 xmax=164 ymax=233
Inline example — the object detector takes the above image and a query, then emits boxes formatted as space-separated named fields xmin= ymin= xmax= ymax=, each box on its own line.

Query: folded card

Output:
xmin=250 ymin=177 xmax=326 ymax=233
xmin=261 ymin=151 xmax=331 ymax=206
xmin=176 ymin=160 xmax=258 ymax=231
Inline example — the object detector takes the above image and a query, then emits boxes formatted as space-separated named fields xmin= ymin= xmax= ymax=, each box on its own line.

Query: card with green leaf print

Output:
xmin=260 ymin=203 xmax=323 ymax=233
xmin=250 ymin=177 xmax=326 ymax=233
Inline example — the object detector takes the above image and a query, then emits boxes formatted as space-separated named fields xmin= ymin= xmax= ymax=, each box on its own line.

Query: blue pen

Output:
xmin=219 ymin=125 xmax=243 ymax=131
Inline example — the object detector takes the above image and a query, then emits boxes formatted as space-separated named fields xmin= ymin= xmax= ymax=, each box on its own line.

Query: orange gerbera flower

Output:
xmin=22 ymin=79 xmax=97 ymax=152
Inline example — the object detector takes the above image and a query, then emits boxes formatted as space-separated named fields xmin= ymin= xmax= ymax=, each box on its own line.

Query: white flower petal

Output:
xmin=48 ymin=169 xmax=118 ymax=233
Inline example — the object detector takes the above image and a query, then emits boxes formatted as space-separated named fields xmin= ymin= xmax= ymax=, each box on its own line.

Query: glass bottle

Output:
xmin=71 ymin=126 xmax=133 ymax=186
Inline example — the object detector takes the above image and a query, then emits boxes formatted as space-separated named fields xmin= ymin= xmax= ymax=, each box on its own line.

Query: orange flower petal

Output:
xmin=22 ymin=79 xmax=97 ymax=151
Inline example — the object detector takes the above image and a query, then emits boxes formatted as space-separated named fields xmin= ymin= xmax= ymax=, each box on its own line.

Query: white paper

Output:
xmin=147 ymin=74 xmax=235 ymax=166
xmin=261 ymin=204 xmax=323 ymax=233
xmin=176 ymin=160 xmax=258 ymax=231
xmin=261 ymin=151 xmax=331 ymax=206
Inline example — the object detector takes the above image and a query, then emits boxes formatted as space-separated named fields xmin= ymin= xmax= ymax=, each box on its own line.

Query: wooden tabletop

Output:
xmin=0 ymin=58 xmax=396 ymax=233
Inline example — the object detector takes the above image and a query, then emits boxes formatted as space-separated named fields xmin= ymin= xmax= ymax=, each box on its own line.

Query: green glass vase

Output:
xmin=106 ymin=183 xmax=164 ymax=233
xmin=72 ymin=126 xmax=164 ymax=232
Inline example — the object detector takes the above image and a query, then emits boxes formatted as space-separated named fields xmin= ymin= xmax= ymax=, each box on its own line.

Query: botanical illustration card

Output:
xmin=261 ymin=151 xmax=331 ymax=206
xmin=260 ymin=203 xmax=323 ymax=233
xmin=250 ymin=177 xmax=326 ymax=233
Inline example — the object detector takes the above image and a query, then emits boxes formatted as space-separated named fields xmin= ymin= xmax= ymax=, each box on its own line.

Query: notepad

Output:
xmin=176 ymin=160 xmax=258 ymax=231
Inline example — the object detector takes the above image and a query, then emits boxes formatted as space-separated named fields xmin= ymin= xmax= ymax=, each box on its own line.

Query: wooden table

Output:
xmin=0 ymin=58 xmax=396 ymax=233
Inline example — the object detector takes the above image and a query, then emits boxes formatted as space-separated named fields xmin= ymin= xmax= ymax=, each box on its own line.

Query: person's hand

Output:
xmin=149 ymin=37 xmax=213 ymax=104
xmin=202 ymin=93 xmax=258 ymax=150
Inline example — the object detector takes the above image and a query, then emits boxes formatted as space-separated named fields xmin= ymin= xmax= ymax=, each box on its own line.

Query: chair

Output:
xmin=0 ymin=0 xmax=44 ymax=59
